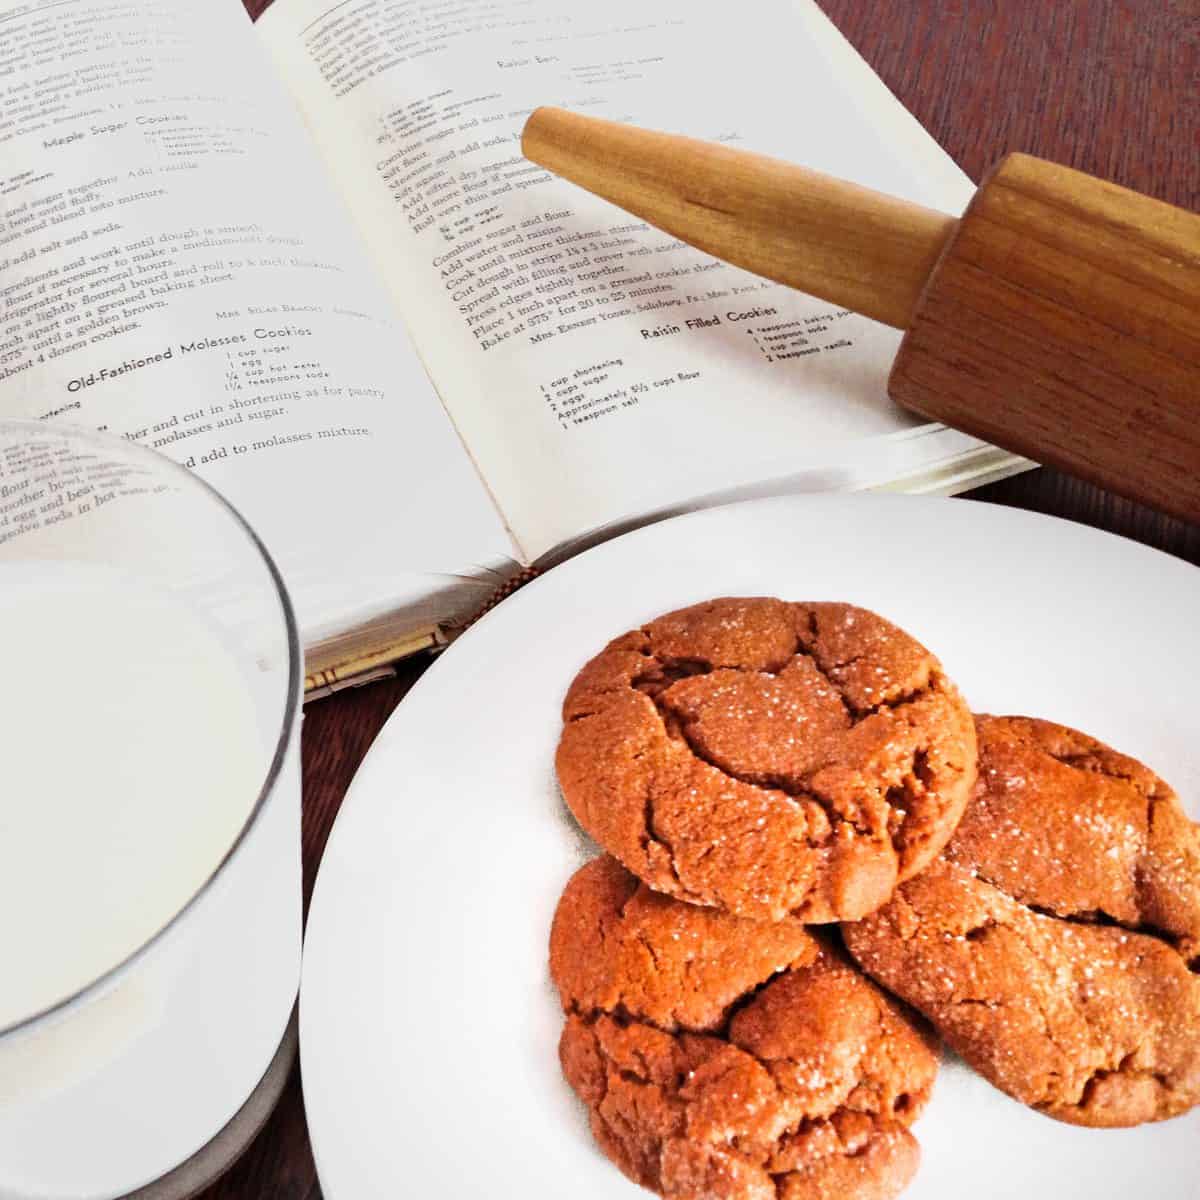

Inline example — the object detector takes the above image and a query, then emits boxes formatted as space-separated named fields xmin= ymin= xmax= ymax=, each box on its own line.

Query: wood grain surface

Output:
xmin=204 ymin=2 xmax=1200 ymax=1197
xmin=891 ymin=152 xmax=1200 ymax=524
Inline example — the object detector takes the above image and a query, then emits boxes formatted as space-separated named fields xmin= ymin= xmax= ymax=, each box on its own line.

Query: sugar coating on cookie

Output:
xmin=551 ymin=856 xmax=939 ymax=1200
xmin=948 ymin=715 xmax=1200 ymax=962
xmin=845 ymin=715 xmax=1200 ymax=1127
xmin=556 ymin=597 xmax=977 ymax=922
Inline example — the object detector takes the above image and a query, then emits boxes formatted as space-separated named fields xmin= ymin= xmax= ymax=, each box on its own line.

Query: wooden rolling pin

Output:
xmin=522 ymin=107 xmax=1200 ymax=525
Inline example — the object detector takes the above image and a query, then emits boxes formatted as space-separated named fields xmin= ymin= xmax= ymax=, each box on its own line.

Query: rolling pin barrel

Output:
xmin=890 ymin=152 xmax=1200 ymax=527
xmin=521 ymin=107 xmax=1200 ymax=525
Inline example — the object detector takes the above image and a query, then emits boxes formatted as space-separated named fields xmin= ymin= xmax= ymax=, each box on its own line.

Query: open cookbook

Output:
xmin=0 ymin=0 xmax=1026 ymax=695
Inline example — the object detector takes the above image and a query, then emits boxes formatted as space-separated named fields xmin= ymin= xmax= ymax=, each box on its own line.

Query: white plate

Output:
xmin=300 ymin=495 xmax=1200 ymax=1200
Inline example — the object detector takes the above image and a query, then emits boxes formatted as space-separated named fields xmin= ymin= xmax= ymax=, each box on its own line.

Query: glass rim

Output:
xmin=0 ymin=418 xmax=301 ymax=1041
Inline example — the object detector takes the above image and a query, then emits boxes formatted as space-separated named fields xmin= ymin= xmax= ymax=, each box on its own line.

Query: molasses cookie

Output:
xmin=556 ymin=597 xmax=976 ymax=923
xmin=551 ymin=855 xmax=939 ymax=1200
xmin=844 ymin=715 xmax=1200 ymax=1127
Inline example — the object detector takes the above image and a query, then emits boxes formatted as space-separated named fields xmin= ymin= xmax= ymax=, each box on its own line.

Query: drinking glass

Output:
xmin=0 ymin=420 xmax=301 ymax=1200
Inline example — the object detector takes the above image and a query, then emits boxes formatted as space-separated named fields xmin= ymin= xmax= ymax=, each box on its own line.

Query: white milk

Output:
xmin=0 ymin=561 xmax=269 ymax=1031
xmin=0 ymin=559 xmax=300 ymax=1200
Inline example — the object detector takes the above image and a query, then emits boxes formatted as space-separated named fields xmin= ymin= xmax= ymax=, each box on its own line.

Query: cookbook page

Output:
xmin=258 ymin=0 xmax=978 ymax=561
xmin=0 ymin=0 xmax=515 ymax=642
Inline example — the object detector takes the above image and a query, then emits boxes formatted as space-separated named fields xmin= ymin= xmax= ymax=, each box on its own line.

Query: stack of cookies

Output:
xmin=548 ymin=597 xmax=1200 ymax=1200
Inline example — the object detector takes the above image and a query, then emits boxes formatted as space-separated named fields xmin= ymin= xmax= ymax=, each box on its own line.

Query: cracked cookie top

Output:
xmin=551 ymin=856 xmax=939 ymax=1200
xmin=550 ymin=848 xmax=819 ymax=1032
xmin=556 ymin=598 xmax=977 ymax=922
xmin=844 ymin=715 xmax=1200 ymax=1127
xmin=948 ymin=715 xmax=1200 ymax=962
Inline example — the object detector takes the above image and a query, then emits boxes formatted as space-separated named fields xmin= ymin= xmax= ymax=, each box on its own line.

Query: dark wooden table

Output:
xmin=208 ymin=2 xmax=1200 ymax=1195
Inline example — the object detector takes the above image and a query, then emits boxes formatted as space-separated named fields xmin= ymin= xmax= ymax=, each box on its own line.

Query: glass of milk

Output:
xmin=0 ymin=421 xmax=301 ymax=1200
